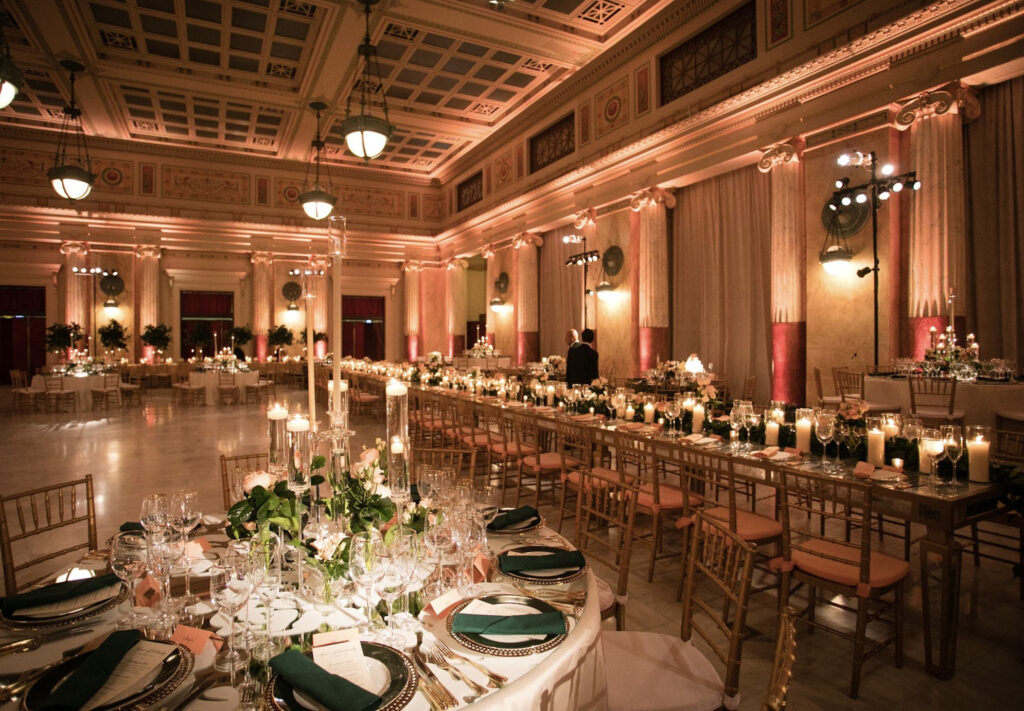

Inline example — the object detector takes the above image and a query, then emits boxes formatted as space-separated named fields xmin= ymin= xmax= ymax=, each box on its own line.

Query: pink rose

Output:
xmin=242 ymin=470 xmax=272 ymax=494
xmin=358 ymin=447 xmax=380 ymax=467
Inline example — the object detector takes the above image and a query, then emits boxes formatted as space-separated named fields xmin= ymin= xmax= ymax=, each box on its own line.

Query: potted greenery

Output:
xmin=141 ymin=323 xmax=172 ymax=351
xmin=187 ymin=322 xmax=214 ymax=355
xmin=268 ymin=325 xmax=294 ymax=361
xmin=229 ymin=325 xmax=254 ymax=346
xmin=98 ymin=319 xmax=129 ymax=354
xmin=45 ymin=322 xmax=83 ymax=361
xmin=300 ymin=330 xmax=327 ymax=345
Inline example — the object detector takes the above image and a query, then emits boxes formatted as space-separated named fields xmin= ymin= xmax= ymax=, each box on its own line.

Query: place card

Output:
xmin=171 ymin=625 xmax=216 ymax=656
xmin=853 ymin=461 xmax=875 ymax=478
xmin=15 ymin=581 xmax=121 ymax=618
xmin=425 ymin=589 xmax=463 ymax=616
xmin=136 ymin=574 xmax=161 ymax=607
xmin=311 ymin=629 xmax=371 ymax=690
xmin=472 ymin=553 xmax=491 ymax=583
xmin=81 ymin=640 xmax=177 ymax=711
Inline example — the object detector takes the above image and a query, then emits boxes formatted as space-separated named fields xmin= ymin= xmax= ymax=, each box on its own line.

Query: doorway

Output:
xmin=342 ymin=296 xmax=385 ymax=361
xmin=180 ymin=291 xmax=233 ymax=359
xmin=0 ymin=286 xmax=46 ymax=384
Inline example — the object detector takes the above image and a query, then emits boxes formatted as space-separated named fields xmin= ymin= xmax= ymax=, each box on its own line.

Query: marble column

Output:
xmin=764 ymin=148 xmax=806 ymax=405
xmin=404 ymin=264 xmax=421 ymax=361
xmin=60 ymin=241 xmax=89 ymax=355
xmin=251 ymin=251 xmax=274 ymax=362
xmin=134 ymin=245 xmax=161 ymax=362
xmin=907 ymin=105 xmax=966 ymax=359
xmin=447 ymin=262 xmax=467 ymax=357
xmin=632 ymin=190 xmax=672 ymax=372
xmin=515 ymin=237 xmax=540 ymax=365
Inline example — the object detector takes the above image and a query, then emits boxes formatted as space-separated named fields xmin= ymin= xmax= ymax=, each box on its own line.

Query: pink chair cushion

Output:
xmin=637 ymin=484 xmax=699 ymax=514
xmin=489 ymin=442 xmax=540 ymax=457
xmin=791 ymin=537 xmax=909 ymax=591
xmin=702 ymin=507 xmax=782 ymax=542
xmin=522 ymin=451 xmax=580 ymax=471
xmin=461 ymin=432 xmax=498 ymax=447
xmin=561 ymin=466 xmax=615 ymax=488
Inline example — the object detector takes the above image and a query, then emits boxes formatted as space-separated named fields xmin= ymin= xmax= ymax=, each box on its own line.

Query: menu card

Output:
xmin=81 ymin=640 xmax=176 ymax=711
xmin=311 ymin=629 xmax=372 ymax=691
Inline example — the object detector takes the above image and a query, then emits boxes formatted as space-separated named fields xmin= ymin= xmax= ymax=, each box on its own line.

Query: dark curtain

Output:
xmin=343 ymin=296 xmax=385 ymax=319
xmin=0 ymin=286 xmax=45 ymax=315
xmin=964 ymin=76 xmax=1024 ymax=365
xmin=342 ymin=321 xmax=385 ymax=360
xmin=181 ymin=291 xmax=233 ymax=317
xmin=0 ymin=316 xmax=46 ymax=384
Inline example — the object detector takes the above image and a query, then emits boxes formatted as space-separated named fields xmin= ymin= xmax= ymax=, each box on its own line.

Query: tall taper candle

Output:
xmin=305 ymin=295 xmax=316 ymax=430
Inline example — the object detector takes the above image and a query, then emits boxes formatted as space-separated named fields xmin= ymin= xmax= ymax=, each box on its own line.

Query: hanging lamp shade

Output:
xmin=48 ymin=60 xmax=94 ymax=201
xmin=298 ymin=101 xmax=335 ymax=220
xmin=0 ymin=28 xmax=23 ymax=109
xmin=343 ymin=1 xmax=393 ymax=161
xmin=819 ymin=204 xmax=854 ymax=276
xmin=341 ymin=113 xmax=391 ymax=159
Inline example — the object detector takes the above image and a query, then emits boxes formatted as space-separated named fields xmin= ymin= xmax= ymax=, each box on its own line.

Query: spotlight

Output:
xmin=855 ymin=192 xmax=867 ymax=204
xmin=878 ymin=189 xmax=890 ymax=201
xmin=881 ymin=164 xmax=894 ymax=176
xmin=892 ymin=182 xmax=903 ymax=193
xmin=837 ymin=153 xmax=852 ymax=167
xmin=828 ymin=201 xmax=838 ymax=212
xmin=912 ymin=180 xmax=921 ymax=190
xmin=856 ymin=266 xmax=874 ymax=278
xmin=841 ymin=195 xmax=852 ymax=207
xmin=835 ymin=178 xmax=848 ymax=189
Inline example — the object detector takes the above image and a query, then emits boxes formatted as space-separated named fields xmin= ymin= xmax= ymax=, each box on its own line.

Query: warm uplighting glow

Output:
xmin=595 ymin=281 xmax=615 ymax=300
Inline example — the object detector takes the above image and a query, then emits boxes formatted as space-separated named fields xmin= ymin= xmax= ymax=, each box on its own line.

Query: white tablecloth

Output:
xmin=865 ymin=376 xmax=1024 ymax=428
xmin=188 ymin=370 xmax=259 ymax=405
xmin=30 ymin=374 xmax=105 ymax=410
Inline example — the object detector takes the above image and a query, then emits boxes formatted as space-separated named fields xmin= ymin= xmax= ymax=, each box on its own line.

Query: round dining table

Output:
xmin=188 ymin=370 xmax=260 ymax=406
xmin=29 ymin=373 xmax=105 ymax=410
xmin=864 ymin=375 xmax=1024 ymax=428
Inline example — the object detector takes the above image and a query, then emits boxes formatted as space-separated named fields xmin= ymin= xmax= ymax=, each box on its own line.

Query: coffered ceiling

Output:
xmin=0 ymin=0 xmax=672 ymax=178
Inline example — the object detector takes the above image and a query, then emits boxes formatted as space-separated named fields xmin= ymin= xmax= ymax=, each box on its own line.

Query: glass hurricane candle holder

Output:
xmin=286 ymin=415 xmax=311 ymax=494
xmin=267 ymin=404 xmax=288 ymax=476
xmin=386 ymin=380 xmax=410 ymax=506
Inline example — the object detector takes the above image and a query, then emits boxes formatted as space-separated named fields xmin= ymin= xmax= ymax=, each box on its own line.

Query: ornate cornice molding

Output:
xmin=572 ymin=208 xmax=596 ymax=229
xmin=251 ymin=251 xmax=275 ymax=265
xmin=894 ymin=80 xmax=983 ymax=128
xmin=511 ymin=232 xmax=543 ymax=249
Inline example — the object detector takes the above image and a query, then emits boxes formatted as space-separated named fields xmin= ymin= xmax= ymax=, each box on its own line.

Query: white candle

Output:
xmin=765 ymin=421 xmax=780 ymax=446
xmin=891 ymin=458 xmax=904 ymax=470
xmin=304 ymin=299 xmax=316 ymax=430
xmin=386 ymin=380 xmax=408 ymax=397
xmin=683 ymin=397 xmax=695 ymax=412
xmin=546 ymin=385 xmax=555 ymax=407
xmin=867 ymin=428 xmax=885 ymax=467
xmin=391 ymin=436 xmax=405 ymax=455
xmin=795 ymin=418 xmax=812 ymax=453
xmin=691 ymin=403 xmax=705 ymax=433
xmin=644 ymin=402 xmax=655 ymax=424
xmin=267 ymin=404 xmax=288 ymax=420
xmin=287 ymin=416 xmax=310 ymax=432
xmin=967 ymin=436 xmax=990 ymax=482
xmin=625 ymin=405 xmax=635 ymax=421
xmin=918 ymin=440 xmax=932 ymax=474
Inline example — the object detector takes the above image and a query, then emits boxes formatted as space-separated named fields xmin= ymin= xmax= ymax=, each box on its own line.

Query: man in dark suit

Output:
xmin=567 ymin=328 xmax=599 ymax=385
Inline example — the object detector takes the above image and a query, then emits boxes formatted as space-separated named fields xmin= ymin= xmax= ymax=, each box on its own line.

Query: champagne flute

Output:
xmin=743 ymin=405 xmax=759 ymax=452
xmin=729 ymin=404 xmax=744 ymax=451
xmin=140 ymin=493 xmax=168 ymax=532
xmin=146 ymin=527 xmax=181 ymax=637
xmin=815 ymin=412 xmax=835 ymax=474
xmin=169 ymin=488 xmax=201 ymax=607
xmin=422 ymin=518 xmax=454 ymax=600
xmin=211 ymin=555 xmax=254 ymax=675
xmin=109 ymin=532 xmax=148 ymax=630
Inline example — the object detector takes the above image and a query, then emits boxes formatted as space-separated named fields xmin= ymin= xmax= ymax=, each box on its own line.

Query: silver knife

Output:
xmin=411 ymin=647 xmax=459 ymax=709
xmin=0 ymin=625 xmax=98 ymax=657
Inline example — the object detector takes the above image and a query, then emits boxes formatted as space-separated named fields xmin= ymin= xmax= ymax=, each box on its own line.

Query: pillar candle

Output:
xmin=917 ymin=439 xmax=932 ymax=474
xmin=547 ymin=385 xmax=555 ymax=407
xmin=691 ymin=403 xmax=705 ymax=433
xmin=644 ymin=402 xmax=655 ymax=424
xmin=267 ymin=404 xmax=288 ymax=473
xmin=795 ymin=417 xmax=812 ymax=453
xmin=867 ymin=428 xmax=885 ymax=467
xmin=882 ymin=417 xmax=900 ymax=439
xmin=286 ymin=415 xmax=310 ymax=493
xmin=683 ymin=397 xmax=695 ymax=412
xmin=625 ymin=405 xmax=635 ymax=422
xmin=967 ymin=436 xmax=990 ymax=483
xmin=385 ymin=380 xmax=409 ymax=506
xmin=765 ymin=421 xmax=780 ymax=446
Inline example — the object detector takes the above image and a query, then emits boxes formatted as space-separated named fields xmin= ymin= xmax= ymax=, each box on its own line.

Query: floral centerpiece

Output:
xmin=468 ymin=338 xmax=494 ymax=358
xmin=543 ymin=355 xmax=564 ymax=373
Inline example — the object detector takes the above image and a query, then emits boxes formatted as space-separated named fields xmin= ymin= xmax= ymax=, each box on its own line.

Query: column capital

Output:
xmin=60 ymin=241 xmax=88 ymax=256
xmin=573 ymin=208 xmax=596 ymax=229
xmin=511 ymin=232 xmax=543 ymax=249
xmin=444 ymin=257 xmax=468 ymax=270
xmin=757 ymin=140 xmax=803 ymax=173
xmin=251 ymin=251 xmax=275 ymax=265
xmin=134 ymin=245 xmax=161 ymax=259
xmin=309 ymin=255 xmax=330 ymax=271
xmin=893 ymin=81 xmax=980 ymax=129
xmin=629 ymin=186 xmax=676 ymax=210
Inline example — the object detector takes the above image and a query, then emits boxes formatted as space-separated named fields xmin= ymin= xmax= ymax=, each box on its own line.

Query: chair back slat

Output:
xmin=220 ymin=452 xmax=269 ymax=510
xmin=410 ymin=446 xmax=477 ymax=484
xmin=762 ymin=606 xmax=797 ymax=711
xmin=575 ymin=465 xmax=639 ymax=599
xmin=836 ymin=370 xmax=865 ymax=401
xmin=908 ymin=376 xmax=957 ymax=415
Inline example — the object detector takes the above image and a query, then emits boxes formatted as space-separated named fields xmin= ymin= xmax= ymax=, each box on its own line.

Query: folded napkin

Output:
xmin=753 ymin=446 xmax=779 ymax=459
xmin=38 ymin=630 xmax=142 ymax=711
xmin=498 ymin=550 xmax=586 ymax=574
xmin=269 ymin=649 xmax=381 ymax=711
xmin=452 ymin=610 xmax=566 ymax=636
xmin=488 ymin=506 xmax=539 ymax=531
xmin=2 ymin=573 xmax=121 ymax=619
xmin=682 ymin=433 xmax=704 ymax=443
xmin=119 ymin=521 xmax=145 ymax=532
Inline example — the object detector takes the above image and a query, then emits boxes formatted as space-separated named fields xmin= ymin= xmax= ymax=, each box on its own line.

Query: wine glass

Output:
xmin=109 ymin=532 xmax=148 ymax=630
xmin=664 ymin=399 xmax=681 ymax=438
xmin=349 ymin=530 xmax=381 ymax=633
xmin=140 ymin=493 xmax=168 ymax=532
xmin=146 ymin=527 xmax=181 ymax=637
xmin=742 ymin=405 xmax=759 ymax=451
xmin=922 ymin=428 xmax=946 ymax=489
xmin=940 ymin=425 xmax=963 ymax=494
xmin=422 ymin=519 xmax=454 ymax=600
xmin=454 ymin=515 xmax=486 ymax=597
xmin=833 ymin=420 xmax=849 ymax=473
xmin=251 ymin=534 xmax=282 ymax=662
xmin=814 ymin=412 xmax=835 ymax=474
xmin=169 ymin=489 xmax=201 ymax=607
xmin=729 ymin=404 xmax=744 ymax=451
xmin=374 ymin=536 xmax=413 ymax=647
xmin=211 ymin=556 xmax=254 ymax=675
xmin=388 ymin=527 xmax=421 ymax=632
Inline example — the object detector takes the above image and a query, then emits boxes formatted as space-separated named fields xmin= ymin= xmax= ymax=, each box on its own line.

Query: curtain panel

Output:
xmin=343 ymin=296 xmax=385 ymax=320
xmin=538 ymin=224 xmax=584 ymax=359
xmin=672 ymin=165 xmax=772 ymax=402
xmin=180 ymin=290 xmax=233 ymax=317
xmin=964 ymin=76 xmax=1024 ymax=365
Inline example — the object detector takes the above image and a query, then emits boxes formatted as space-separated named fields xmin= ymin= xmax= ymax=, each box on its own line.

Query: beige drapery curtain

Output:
xmin=965 ymin=76 xmax=1024 ymax=365
xmin=538 ymin=224 xmax=584 ymax=360
xmin=672 ymin=165 xmax=772 ymax=403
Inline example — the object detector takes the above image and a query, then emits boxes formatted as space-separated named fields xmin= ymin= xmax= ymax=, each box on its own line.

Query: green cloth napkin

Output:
xmin=452 ymin=610 xmax=567 ymax=636
xmin=488 ymin=506 xmax=539 ymax=531
xmin=1 ymin=573 xmax=121 ymax=619
xmin=498 ymin=550 xmax=585 ymax=574
xmin=38 ymin=629 xmax=142 ymax=711
xmin=269 ymin=649 xmax=382 ymax=711
xmin=119 ymin=521 xmax=145 ymax=532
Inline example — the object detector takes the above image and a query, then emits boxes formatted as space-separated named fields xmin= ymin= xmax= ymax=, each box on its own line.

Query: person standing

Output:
xmin=565 ymin=329 xmax=582 ymax=384
xmin=577 ymin=329 xmax=599 ymax=385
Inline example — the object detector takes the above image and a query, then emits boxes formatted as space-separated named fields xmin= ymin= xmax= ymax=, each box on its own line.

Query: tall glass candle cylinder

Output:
xmin=268 ymin=404 xmax=289 ymax=475
xmin=286 ymin=415 xmax=311 ymax=493
xmin=329 ymin=379 xmax=349 ymax=432
xmin=965 ymin=425 xmax=990 ymax=482
xmin=386 ymin=379 xmax=409 ymax=505
xmin=795 ymin=408 xmax=814 ymax=452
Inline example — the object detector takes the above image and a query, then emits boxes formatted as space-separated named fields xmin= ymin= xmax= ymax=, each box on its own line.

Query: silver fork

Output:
xmin=430 ymin=639 xmax=507 ymax=689
xmin=425 ymin=646 xmax=488 ymax=703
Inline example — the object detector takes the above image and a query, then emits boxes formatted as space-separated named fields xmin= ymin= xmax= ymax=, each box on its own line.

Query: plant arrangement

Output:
xmin=98 ymin=319 xmax=129 ymax=351
xmin=141 ymin=323 xmax=172 ymax=351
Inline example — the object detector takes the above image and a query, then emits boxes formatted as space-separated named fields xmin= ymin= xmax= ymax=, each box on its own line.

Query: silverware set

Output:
xmin=411 ymin=630 xmax=511 ymax=708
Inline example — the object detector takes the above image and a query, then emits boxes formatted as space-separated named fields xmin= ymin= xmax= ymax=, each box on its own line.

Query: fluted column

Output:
xmin=907 ymin=103 xmax=966 ymax=358
xmin=135 ymin=245 xmax=161 ymax=361
xmin=404 ymin=263 xmax=421 ymax=361
xmin=514 ymin=235 xmax=541 ymax=364
xmin=763 ymin=148 xmax=806 ymax=404
xmin=251 ymin=251 xmax=274 ymax=362
xmin=632 ymin=189 xmax=673 ymax=371
xmin=446 ymin=262 xmax=467 ymax=357
xmin=60 ymin=242 xmax=88 ymax=353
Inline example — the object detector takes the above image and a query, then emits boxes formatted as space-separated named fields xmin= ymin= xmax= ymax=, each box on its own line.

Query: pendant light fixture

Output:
xmin=47 ymin=60 xmax=95 ymax=201
xmin=298 ymin=101 xmax=336 ymax=220
xmin=0 ymin=27 xmax=24 ymax=109
xmin=341 ymin=0 xmax=393 ymax=160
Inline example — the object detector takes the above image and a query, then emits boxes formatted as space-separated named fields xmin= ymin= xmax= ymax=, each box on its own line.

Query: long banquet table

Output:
xmin=344 ymin=369 xmax=1005 ymax=681
xmin=865 ymin=375 xmax=1024 ymax=428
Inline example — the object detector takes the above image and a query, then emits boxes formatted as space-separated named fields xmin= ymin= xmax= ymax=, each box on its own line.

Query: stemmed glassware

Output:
xmin=664 ymin=399 xmax=681 ymax=438
xmin=140 ymin=493 xmax=168 ymax=533
xmin=422 ymin=518 xmax=454 ymax=600
xmin=922 ymin=428 xmax=946 ymax=489
xmin=374 ymin=532 xmax=416 ymax=647
xmin=833 ymin=420 xmax=849 ymax=473
xmin=211 ymin=553 xmax=254 ymax=675
xmin=169 ymin=489 xmax=201 ymax=608
xmin=743 ymin=405 xmax=759 ymax=451
xmin=251 ymin=534 xmax=282 ymax=663
xmin=147 ymin=527 xmax=182 ymax=636
xmin=349 ymin=530 xmax=381 ymax=633
xmin=814 ymin=411 xmax=835 ymax=474
xmin=940 ymin=425 xmax=964 ymax=495
xmin=729 ymin=403 xmax=744 ymax=451
xmin=454 ymin=515 xmax=486 ymax=597
xmin=109 ymin=531 xmax=148 ymax=630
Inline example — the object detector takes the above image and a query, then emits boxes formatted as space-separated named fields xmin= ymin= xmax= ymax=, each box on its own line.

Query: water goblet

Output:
xmin=140 ymin=493 xmax=168 ymax=533
xmin=743 ymin=406 xmax=759 ymax=451
xmin=939 ymin=425 xmax=964 ymax=495
xmin=169 ymin=488 xmax=201 ymax=607
xmin=815 ymin=412 xmax=835 ymax=474
xmin=251 ymin=535 xmax=282 ymax=662
xmin=422 ymin=519 xmax=454 ymax=601
xmin=664 ymin=399 xmax=681 ymax=438
xmin=109 ymin=531 xmax=148 ymax=630
xmin=455 ymin=516 xmax=486 ymax=597
xmin=729 ymin=405 xmax=744 ymax=451
xmin=349 ymin=530 xmax=381 ymax=633
xmin=210 ymin=558 xmax=254 ymax=675
xmin=373 ymin=539 xmax=411 ymax=647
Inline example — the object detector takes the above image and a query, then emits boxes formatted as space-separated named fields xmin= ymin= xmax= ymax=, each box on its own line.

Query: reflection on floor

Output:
xmin=1 ymin=388 xmax=1020 ymax=709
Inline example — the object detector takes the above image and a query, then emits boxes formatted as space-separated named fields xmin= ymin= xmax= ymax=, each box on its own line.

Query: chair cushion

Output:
xmin=560 ymin=467 xmax=614 ymax=488
xmin=636 ymin=484 xmax=699 ymax=514
xmin=703 ymin=507 xmax=782 ymax=542
xmin=461 ymin=432 xmax=498 ymax=447
xmin=864 ymin=401 xmax=902 ymax=413
xmin=912 ymin=406 xmax=965 ymax=420
xmin=522 ymin=451 xmax=580 ymax=471
xmin=489 ymin=442 xmax=539 ymax=457
xmin=791 ymin=537 xmax=909 ymax=592
xmin=601 ymin=632 xmax=731 ymax=711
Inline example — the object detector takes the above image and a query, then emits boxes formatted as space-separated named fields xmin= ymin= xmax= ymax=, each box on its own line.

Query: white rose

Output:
xmin=242 ymin=470 xmax=272 ymax=494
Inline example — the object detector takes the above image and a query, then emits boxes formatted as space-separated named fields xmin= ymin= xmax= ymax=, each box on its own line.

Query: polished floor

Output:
xmin=1 ymin=388 xmax=1021 ymax=709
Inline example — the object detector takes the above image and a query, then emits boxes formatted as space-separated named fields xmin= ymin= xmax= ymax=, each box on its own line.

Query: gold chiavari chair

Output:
xmin=601 ymin=513 xmax=756 ymax=711
xmin=481 ymin=406 xmax=538 ymax=500
xmin=835 ymin=368 xmax=900 ymax=414
xmin=741 ymin=374 xmax=757 ymax=401
xmin=220 ymin=452 xmax=269 ymax=511
xmin=574 ymin=463 xmax=639 ymax=630
xmin=775 ymin=469 xmax=907 ymax=699
xmin=351 ymin=374 xmax=382 ymax=418
xmin=0 ymin=476 xmax=97 ymax=594
xmin=10 ymin=369 xmax=44 ymax=413
xmin=43 ymin=374 xmax=76 ymax=412
xmin=553 ymin=419 xmax=593 ymax=536
xmin=907 ymin=376 xmax=964 ymax=427
xmin=410 ymin=446 xmax=477 ymax=485
xmin=90 ymin=372 xmax=123 ymax=409
xmin=512 ymin=409 xmax=561 ymax=508
xmin=813 ymin=367 xmax=842 ymax=409
xmin=450 ymin=398 xmax=498 ymax=484
xmin=217 ymin=371 xmax=239 ymax=405
xmin=436 ymin=395 xmax=460 ymax=447
xmin=761 ymin=606 xmax=798 ymax=711
xmin=118 ymin=368 xmax=143 ymax=405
